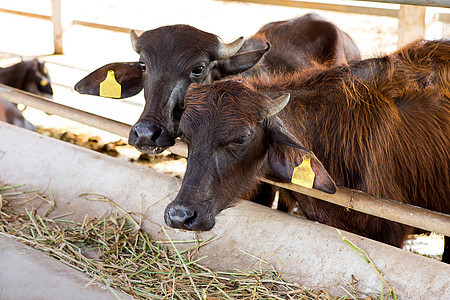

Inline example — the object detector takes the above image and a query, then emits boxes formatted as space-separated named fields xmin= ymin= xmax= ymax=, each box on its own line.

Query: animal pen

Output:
xmin=0 ymin=0 xmax=449 ymax=299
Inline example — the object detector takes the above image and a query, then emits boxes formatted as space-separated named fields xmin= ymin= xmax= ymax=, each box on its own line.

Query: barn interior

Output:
xmin=0 ymin=0 xmax=449 ymax=299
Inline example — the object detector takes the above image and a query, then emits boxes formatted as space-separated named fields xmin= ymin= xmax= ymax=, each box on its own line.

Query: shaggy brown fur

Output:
xmin=241 ymin=39 xmax=450 ymax=248
xmin=167 ymin=39 xmax=449 ymax=262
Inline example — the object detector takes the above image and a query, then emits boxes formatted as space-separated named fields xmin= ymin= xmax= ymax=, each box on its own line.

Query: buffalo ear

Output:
xmin=215 ymin=42 xmax=270 ymax=77
xmin=266 ymin=117 xmax=337 ymax=194
xmin=74 ymin=62 xmax=143 ymax=99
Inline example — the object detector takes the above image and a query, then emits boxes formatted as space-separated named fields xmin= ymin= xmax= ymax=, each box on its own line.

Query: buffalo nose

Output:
xmin=165 ymin=204 xmax=198 ymax=229
xmin=129 ymin=123 xmax=163 ymax=146
xmin=137 ymin=124 xmax=162 ymax=142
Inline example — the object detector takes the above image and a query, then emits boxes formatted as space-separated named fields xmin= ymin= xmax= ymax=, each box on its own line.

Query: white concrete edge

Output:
xmin=0 ymin=235 xmax=134 ymax=300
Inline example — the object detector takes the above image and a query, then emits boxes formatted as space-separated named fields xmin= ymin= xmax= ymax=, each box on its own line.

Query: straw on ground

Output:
xmin=1 ymin=183 xmax=389 ymax=299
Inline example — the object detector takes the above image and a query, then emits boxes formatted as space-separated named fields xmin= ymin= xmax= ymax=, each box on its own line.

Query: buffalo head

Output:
xmin=164 ymin=80 xmax=336 ymax=231
xmin=74 ymin=25 xmax=269 ymax=154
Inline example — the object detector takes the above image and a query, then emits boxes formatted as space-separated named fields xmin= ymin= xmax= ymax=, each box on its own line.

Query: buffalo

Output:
xmin=0 ymin=59 xmax=53 ymax=130
xmin=165 ymin=40 xmax=450 ymax=263
xmin=74 ymin=13 xmax=360 ymax=155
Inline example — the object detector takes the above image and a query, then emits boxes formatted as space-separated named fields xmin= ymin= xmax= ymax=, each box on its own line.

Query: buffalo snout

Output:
xmin=128 ymin=121 xmax=175 ymax=154
xmin=164 ymin=203 xmax=215 ymax=231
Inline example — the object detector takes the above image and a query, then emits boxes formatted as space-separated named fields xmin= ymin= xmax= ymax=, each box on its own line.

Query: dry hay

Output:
xmin=1 ymin=184 xmax=396 ymax=300
xmin=36 ymin=127 xmax=126 ymax=158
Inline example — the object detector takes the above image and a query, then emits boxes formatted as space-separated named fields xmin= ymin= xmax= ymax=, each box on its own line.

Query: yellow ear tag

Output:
xmin=100 ymin=70 xmax=121 ymax=98
xmin=291 ymin=155 xmax=315 ymax=189
xmin=40 ymin=79 xmax=48 ymax=86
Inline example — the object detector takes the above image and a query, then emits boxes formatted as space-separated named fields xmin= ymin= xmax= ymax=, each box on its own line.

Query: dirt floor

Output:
xmin=0 ymin=0 xmax=447 ymax=260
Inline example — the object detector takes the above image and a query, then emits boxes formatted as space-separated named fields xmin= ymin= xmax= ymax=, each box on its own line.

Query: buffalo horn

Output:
xmin=217 ymin=36 xmax=245 ymax=59
xmin=130 ymin=30 xmax=141 ymax=52
xmin=266 ymin=93 xmax=291 ymax=118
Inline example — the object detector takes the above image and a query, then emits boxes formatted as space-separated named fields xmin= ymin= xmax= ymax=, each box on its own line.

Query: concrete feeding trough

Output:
xmin=0 ymin=122 xmax=449 ymax=299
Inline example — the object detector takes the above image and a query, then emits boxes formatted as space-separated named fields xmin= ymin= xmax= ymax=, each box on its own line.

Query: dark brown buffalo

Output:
xmin=165 ymin=40 xmax=450 ymax=263
xmin=240 ymin=13 xmax=360 ymax=75
xmin=74 ymin=13 xmax=360 ymax=155
xmin=0 ymin=59 xmax=53 ymax=130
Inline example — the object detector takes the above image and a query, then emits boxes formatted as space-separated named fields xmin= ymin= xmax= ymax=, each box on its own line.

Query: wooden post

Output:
xmin=398 ymin=5 xmax=426 ymax=47
xmin=51 ymin=0 xmax=63 ymax=54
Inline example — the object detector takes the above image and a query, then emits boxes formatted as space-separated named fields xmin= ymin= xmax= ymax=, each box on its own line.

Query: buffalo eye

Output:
xmin=139 ymin=61 xmax=146 ymax=72
xmin=233 ymin=135 xmax=249 ymax=145
xmin=191 ymin=66 xmax=204 ymax=77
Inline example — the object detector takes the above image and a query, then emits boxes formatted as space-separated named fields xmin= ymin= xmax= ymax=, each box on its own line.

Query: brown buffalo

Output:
xmin=74 ymin=13 xmax=360 ymax=155
xmin=165 ymin=40 xmax=450 ymax=263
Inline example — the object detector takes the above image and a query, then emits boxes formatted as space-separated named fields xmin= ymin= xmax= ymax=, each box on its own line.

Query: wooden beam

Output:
xmin=0 ymin=84 xmax=130 ymax=138
xmin=398 ymin=5 xmax=426 ymax=47
xmin=0 ymin=8 xmax=50 ymax=20
xmin=71 ymin=20 xmax=135 ymax=34
xmin=262 ymin=178 xmax=450 ymax=236
xmin=219 ymin=0 xmax=399 ymax=17
xmin=358 ymin=0 xmax=450 ymax=8
xmin=51 ymin=0 xmax=63 ymax=54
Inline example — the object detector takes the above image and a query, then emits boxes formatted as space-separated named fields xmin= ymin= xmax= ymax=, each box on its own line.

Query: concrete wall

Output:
xmin=0 ymin=122 xmax=449 ymax=299
xmin=0 ymin=236 xmax=134 ymax=300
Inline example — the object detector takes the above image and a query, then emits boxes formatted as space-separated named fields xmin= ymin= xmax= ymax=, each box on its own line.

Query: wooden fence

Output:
xmin=0 ymin=0 xmax=450 ymax=54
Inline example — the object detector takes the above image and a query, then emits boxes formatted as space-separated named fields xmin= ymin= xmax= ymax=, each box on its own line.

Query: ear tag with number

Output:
xmin=100 ymin=70 xmax=121 ymax=98
xmin=291 ymin=154 xmax=315 ymax=189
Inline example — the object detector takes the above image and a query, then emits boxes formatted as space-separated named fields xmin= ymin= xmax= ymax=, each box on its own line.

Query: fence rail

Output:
xmin=357 ymin=0 xmax=450 ymax=8
xmin=225 ymin=0 xmax=450 ymax=9
xmin=1 ymin=0 xmax=450 ymax=55
xmin=1 ymin=83 xmax=449 ymax=236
